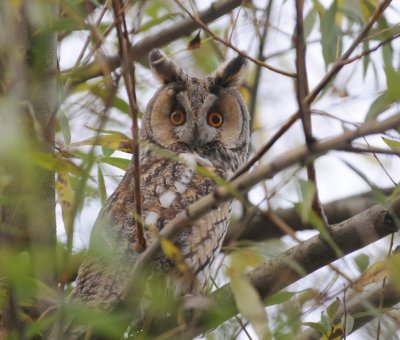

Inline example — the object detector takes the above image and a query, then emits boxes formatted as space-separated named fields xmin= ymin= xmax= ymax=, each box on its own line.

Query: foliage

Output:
xmin=0 ymin=0 xmax=400 ymax=339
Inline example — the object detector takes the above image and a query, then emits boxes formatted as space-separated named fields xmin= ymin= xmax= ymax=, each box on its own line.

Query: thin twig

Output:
xmin=64 ymin=0 xmax=246 ymax=86
xmin=112 ymin=0 xmax=145 ymax=252
xmin=174 ymin=0 xmax=297 ymax=78
xmin=233 ymin=0 xmax=392 ymax=180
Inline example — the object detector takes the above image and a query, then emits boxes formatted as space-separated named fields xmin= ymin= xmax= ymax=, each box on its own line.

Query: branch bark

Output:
xmin=182 ymin=196 xmax=400 ymax=338
xmin=225 ymin=187 xmax=394 ymax=243
xmin=122 ymin=113 xmax=400 ymax=308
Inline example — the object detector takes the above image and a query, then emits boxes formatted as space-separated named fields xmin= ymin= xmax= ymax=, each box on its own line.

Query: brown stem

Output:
xmin=65 ymin=0 xmax=246 ymax=86
xmin=112 ymin=0 xmax=145 ymax=253
xmin=174 ymin=0 xmax=296 ymax=78
xmin=233 ymin=0 xmax=393 ymax=179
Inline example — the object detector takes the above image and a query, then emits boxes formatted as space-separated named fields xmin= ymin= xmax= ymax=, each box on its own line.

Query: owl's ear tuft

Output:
xmin=214 ymin=55 xmax=247 ymax=87
xmin=149 ymin=49 xmax=183 ymax=84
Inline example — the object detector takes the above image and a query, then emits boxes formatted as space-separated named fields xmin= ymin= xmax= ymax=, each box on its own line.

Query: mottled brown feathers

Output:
xmin=71 ymin=50 xmax=250 ymax=323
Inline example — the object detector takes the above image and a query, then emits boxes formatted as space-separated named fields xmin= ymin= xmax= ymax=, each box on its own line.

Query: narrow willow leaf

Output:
xmin=100 ymin=157 xmax=130 ymax=170
xmin=264 ymin=291 xmax=297 ymax=306
xmin=33 ymin=152 xmax=81 ymax=175
xmin=326 ymin=298 xmax=340 ymax=320
xmin=228 ymin=271 xmax=271 ymax=340
xmin=321 ymin=1 xmax=341 ymax=67
xmin=58 ymin=111 xmax=71 ymax=144
xmin=341 ymin=313 xmax=354 ymax=336
xmin=97 ymin=166 xmax=107 ymax=206
xmin=304 ymin=8 xmax=317 ymax=39
xmin=56 ymin=171 xmax=75 ymax=236
xmin=383 ymin=137 xmax=400 ymax=152
xmin=296 ymin=180 xmax=316 ymax=224
xmin=365 ymin=92 xmax=393 ymax=122
xmin=302 ymin=322 xmax=326 ymax=335
xmin=354 ymin=253 xmax=370 ymax=273
xmin=69 ymin=134 xmax=133 ymax=153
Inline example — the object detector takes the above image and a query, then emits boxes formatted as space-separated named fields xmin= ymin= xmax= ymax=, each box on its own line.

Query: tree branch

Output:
xmin=225 ymin=187 xmax=394 ymax=243
xmin=122 ymin=113 xmax=400 ymax=308
xmin=233 ymin=0 xmax=392 ymax=178
xmin=112 ymin=0 xmax=145 ymax=252
xmin=182 ymin=196 xmax=400 ymax=338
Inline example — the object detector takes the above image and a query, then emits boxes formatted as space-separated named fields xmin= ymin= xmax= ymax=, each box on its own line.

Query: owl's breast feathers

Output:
xmin=74 ymin=146 xmax=232 ymax=305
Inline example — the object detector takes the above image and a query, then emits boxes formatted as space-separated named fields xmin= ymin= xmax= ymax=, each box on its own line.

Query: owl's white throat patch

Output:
xmin=178 ymin=152 xmax=214 ymax=171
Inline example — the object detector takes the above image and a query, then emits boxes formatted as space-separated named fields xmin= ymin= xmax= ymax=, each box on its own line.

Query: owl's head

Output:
xmin=140 ymin=49 xmax=250 ymax=173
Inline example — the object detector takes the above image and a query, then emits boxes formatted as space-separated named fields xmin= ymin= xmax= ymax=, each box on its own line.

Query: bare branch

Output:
xmin=112 ymin=0 xmax=145 ymax=252
xmin=64 ymin=0 xmax=246 ymax=86
xmin=174 ymin=0 xmax=296 ymax=78
xmin=234 ymin=0 xmax=393 ymax=178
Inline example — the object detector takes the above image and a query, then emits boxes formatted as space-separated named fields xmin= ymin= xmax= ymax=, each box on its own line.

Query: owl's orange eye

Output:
xmin=207 ymin=112 xmax=223 ymax=128
xmin=170 ymin=110 xmax=186 ymax=126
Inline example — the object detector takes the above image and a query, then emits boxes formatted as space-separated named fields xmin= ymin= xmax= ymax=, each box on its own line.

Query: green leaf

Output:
xmin=354 ymin=253 xmax=370 ymax=273
xmin=56 ymin=171 xmax=75 ymax=236
xmin=138 ymin=13 xmax=178 ymax=33
xmin=97 ymin=166 xmax=107 ymax=206
xmin=320 ymin=1 xmax=342 ymax=67
xmin=321 ymin=313 xmax=331 ymax=333
xmin=264 ymin=291 xmax=297 ymax=306
xmin=69 ymin=134 xmax=133 ymax=153
xmin=303 ymin=322 xmax=326 ymax=334
xmin=58 ymin=111 xmax=71 ymax=144
xmin=326 ymin=298 xmax=340 ymax=320
xmin=362 ymin=40 xmax=370 ymax=79
xmin=100 ymin=157 xmax=130 ymax=170
xmin=341 ymin=313 xmax=354 ymax=336
xmin=33 ymin=152 xmax=81 ymax=175
xmin=365 ymin=92 xmax=393 ymax=121
xmin=296 ymin=180 xmax=316 ymax=224
xmin=304 ymin=9 xmax=317 ymax=39
xmin=228 ymin=271 xmax=271 ymax=340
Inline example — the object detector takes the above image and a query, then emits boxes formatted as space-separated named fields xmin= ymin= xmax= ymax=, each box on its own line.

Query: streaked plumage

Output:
xmin=72 ymin=49 xmax=250 ymax=313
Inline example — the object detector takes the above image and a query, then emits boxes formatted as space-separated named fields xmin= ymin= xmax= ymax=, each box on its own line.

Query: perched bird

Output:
xmin=58 ymin=49 xmax=250 ymax=337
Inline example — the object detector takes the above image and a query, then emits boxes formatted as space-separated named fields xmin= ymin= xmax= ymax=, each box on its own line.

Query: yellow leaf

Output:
xmin=321 ymin=322 xmax=344 ymax=340
xmin=160 ymin=238 xmax=188 ymax=273
xmin=353 ymin=260 xmax=389 ymax=291
xmin=69 ymin=134 xmax=133 ymax=153
xmin=229 ymin=247 xmax=265 ymax=272
xmin=56 ymin=172 xmax=75 ymax=235
xmin=228 ymin=269 xmax=271 ymax=339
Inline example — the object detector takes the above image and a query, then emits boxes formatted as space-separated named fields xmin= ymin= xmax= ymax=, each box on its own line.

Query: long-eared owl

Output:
xmin=73 ymin=49 xmax=250 ymax=310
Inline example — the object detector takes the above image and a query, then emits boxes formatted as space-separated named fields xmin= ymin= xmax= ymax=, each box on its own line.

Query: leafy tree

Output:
xmin=0 ymin=0 xmax=400 ymax=339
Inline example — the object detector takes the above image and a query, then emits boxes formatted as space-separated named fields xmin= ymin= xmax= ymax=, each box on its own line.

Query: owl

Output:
xmin=68 ymin=49 xmax=250 ymax=332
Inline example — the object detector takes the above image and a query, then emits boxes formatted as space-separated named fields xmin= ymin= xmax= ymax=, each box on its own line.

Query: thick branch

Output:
xmin=225 ymin=188 xmax=394 ymax=243
xmin=184 ymin=196 xmax=400 ymax=337
xmin=122 ymin=113 xmax=400 ymax=307
xmin=65 ymin=0 xmax=245 ymax=86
